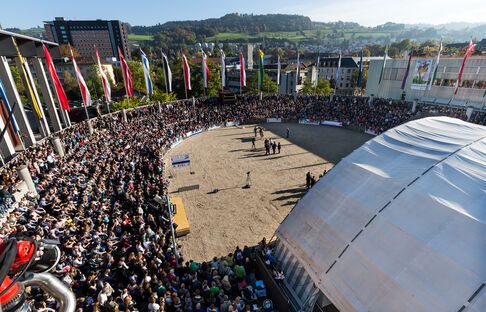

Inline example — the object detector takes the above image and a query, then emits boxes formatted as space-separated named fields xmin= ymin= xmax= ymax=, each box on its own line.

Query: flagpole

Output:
xmin=84 ymin=105 xmax=89 ymax=121
xmin=314 ymin=47 xmax=320 ymax=95
xmin=160 ymin=49 xmax=168 ymax=94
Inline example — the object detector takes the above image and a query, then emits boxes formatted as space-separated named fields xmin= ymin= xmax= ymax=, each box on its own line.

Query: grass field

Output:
xmin=127 ymin=34 xmax=154 ymax=42
xmin=206 ymin=28 xmax=390 ymax=42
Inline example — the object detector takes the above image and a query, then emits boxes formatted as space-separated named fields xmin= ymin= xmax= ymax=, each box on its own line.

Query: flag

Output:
xmin=315 ymin=55 xmax=320 ymax=87
xmin=378 ymin=45 xmax=388 ymax=84
xmin=454 ymin=40 xmax=476 ymax=95
xmin=118 ymin=47 xmax=133 ymax=97
xmin=43 ymin=44 xmax=70 ymax=111
xmin=161 ymin=52 xmax=172 ymax=92
xmin=181 ymin=49 xmax=191 ymax=91
xmin=0 ymin=79 xmax=19 ymax=133
xmin=220 ymin=49 xmax=226 ymax=88
xmin=483 ymin=89 xmax=486 ymax=97
xmin=140 ymin=49 xmax=153 ymax=96
xmin=357 ymin=49 xmax=363 ymax=88
xmin=95 ymin=47 xmax=111 ymax=102
xmin=428 ymin=41 xmax=442 ymax=90
xmin=71 ymin=48 xmax=91 ymax=107
xmin=276 ymin=56 xmax=281 ymax=86
xmin=401 ymin=51 xmax=413 ymax=90
xmin=258 ymin=48 xmax=264 ymax=89
xmin=239 ymin=50 xmax=246 ymax=88
xmin=202 ymin=51 xmax=210 ymax=89
xmin=335 ymin=50 xmax=342 ymax=82
xmin=295 ymin=52 xmax=300 ymax=92
xmin=13 ymin=38 xmax=43 ymax=119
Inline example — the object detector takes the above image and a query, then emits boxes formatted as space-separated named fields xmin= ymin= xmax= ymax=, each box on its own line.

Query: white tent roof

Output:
xmin=276 ymin=117 xmax=486 ymax=312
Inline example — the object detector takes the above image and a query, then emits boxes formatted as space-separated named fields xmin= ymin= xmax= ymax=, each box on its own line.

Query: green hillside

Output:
xmin=128 ymin=34 xmax=154 ymax=42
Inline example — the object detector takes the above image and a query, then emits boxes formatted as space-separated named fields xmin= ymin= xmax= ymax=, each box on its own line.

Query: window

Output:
xmin=461 ymin=80 xmax=474 ymax=88
xmin=474 ymin=81 xmax=486 ymax=89
xmin=441 ymin=79 xmax=456 ymax=87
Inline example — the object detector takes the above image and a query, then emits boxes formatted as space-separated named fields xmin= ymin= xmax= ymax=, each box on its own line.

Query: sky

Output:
xmin=1 ymin=0 xmax=485 ymax=29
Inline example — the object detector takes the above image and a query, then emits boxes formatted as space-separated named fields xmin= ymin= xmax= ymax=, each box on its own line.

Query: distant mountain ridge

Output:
xmin=130 ymin=13 xmax=314 ymax=37
xmin=4 ymin=14 xmax=484 ymax=44
xmin=129 ymin=14 xmax=484 ymax=43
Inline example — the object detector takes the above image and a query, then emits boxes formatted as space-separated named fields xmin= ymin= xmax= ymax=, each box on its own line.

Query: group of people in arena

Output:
xmin=0 ymin=94 xmax=485 ymax=312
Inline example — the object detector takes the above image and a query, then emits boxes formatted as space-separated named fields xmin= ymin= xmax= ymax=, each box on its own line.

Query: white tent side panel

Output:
xmin=276 ymin=117 xmax=486 ymax=312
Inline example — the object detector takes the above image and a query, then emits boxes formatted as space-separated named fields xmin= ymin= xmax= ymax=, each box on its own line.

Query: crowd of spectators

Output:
xmin=0 ymin=94 xmax=485 ymax=311
xmin=0 ymin=101 xmax=271 ymax=312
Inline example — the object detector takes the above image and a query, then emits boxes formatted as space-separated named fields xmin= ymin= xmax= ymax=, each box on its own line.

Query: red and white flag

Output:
xmin=454 ymin=40 xmax=476 ymax=95
xmin=42 ymin=44 xmax=70 ymax=111
xmin=70 ymin=48 xmax=91 ymax=107
xmin=239 ymin=51 xmax=246 ymax=87
xmin=181 ymin=49 xmax=191 ymax=91
xmin=95 ymin=47 xmax=111 ymax=102
xmin=202 ymin=52 xmax=210 ymax=88
xmin=118 ymin=47 xmax=133 ymax=97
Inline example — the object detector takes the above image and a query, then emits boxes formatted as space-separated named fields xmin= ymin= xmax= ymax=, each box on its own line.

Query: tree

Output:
xmin=59 ymin=45 xmax=80 ymax=58
xmin=301 ymin=78 xmax=314 ymax=94
xmin=85 ymin=64 xmax=103 ymax=101
xmin=245 ymin=72 xmax=277 ymax=94
xmin=316 ymin=79 xmax=332 ymax=95
xmin=191 ymin=59 xmax=221 ymax=97
xmin=388 ymin=46 xmax=400 ymax=58
xmin=62 ymin=71 xmax=81 ymax=101
xmin=302 ymin=78 xmax=332 ymax=95
xmin=365 ymin=44 xmax=384 ymax=56
xmin=9 ymin=66 xmax=27 ymax=103
xmin=362 ymin=47 xmax=371 ymax=57
xmin=127 ymin=60 xmax=146 ymax=94
xmin=150 ymin=91 xmax=177 ymax=103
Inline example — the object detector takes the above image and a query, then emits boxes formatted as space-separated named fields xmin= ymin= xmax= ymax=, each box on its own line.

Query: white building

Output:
xmin=366 ymin=56 xmax=486 ymax=108
xmin=278 ymin=63 xmax=307 ymax=95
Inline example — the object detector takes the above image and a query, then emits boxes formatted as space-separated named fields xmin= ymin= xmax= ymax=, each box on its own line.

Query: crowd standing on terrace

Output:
xmin=0 ymin=95 xmax=485 ymax=312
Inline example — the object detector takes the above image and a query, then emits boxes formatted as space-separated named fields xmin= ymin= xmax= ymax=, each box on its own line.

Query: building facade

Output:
xmin=307 ymin=57 xmax=357 ymax=96
xmin=44 ymin=17 xmax=130 ymax=61
xmin=366 ymin=56 xmax=486 ymax=108
xmin=279 ymin=63 xmax=307 ymax=95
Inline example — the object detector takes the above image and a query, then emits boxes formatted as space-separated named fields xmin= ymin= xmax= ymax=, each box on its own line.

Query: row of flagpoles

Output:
xmin=7 ymin=40 xmax=480 ymax=124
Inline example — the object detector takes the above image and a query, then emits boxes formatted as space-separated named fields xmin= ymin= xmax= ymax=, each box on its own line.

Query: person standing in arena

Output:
xmin=272 ymin=141 xmax=277 ymax=154
xmin=306 ymin=172 xmax=311 ymax=189
xmin=251 ymin=137 xmax=256 ymax=150
xmin=277 ymin=142 xmax=281 ymax=154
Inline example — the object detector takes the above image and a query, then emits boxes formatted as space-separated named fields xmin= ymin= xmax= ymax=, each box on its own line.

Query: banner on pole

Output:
xmin=411 ymin=59 xmax=433 ymax=90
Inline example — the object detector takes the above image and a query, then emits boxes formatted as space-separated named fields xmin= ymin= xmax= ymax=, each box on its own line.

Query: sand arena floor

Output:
xmin=165 ymin=123 xmax=372 ymax=261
